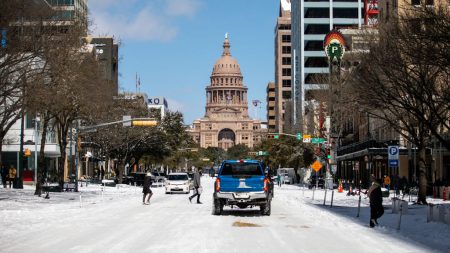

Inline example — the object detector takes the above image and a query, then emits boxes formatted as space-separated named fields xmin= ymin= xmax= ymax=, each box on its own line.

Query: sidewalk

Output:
xmin=279 ymin=184 xmax=450 ymax=252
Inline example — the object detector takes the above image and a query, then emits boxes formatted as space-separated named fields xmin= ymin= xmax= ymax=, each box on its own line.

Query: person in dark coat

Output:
xmin=142 ymin=172 xmax=153 ymax=205
xmin=189 ymin=167 xmax=202 ymax=204
xmin=1 ymin=164 xmax=7 ymax=188
xmin=367 ymin=178 xmax=384 ymax=227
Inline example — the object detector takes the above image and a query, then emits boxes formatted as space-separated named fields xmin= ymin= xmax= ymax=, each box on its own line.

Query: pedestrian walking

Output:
xmin=100 ymin=167 xmax=105 ymax=180
xmin=189 ymin=167 xmax=202 ymax=204
xmin=8 ymin=165 xmax=16 ymax=188
xmin=383 ymin=175 xmax=391 ymax=191
xmin=367 ymin=178 xmax=384 ymax=227
xmin=1 ymin=164 xmax=7 ymax=188
xmin=277 ymin=174 xmax=281 ymax=187
xmin=142 ymin=172 xmax=153 ymax=205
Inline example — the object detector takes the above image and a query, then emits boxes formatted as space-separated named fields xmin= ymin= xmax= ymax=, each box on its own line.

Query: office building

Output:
xmin=291 ymin=0 xmax=363 ymax=133
xmin=274 ymin=0 xmax=292 ymax=134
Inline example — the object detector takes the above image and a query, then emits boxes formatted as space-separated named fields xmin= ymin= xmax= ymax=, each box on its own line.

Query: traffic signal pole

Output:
xmin=73 ymin=117 xmax=157 ymax=191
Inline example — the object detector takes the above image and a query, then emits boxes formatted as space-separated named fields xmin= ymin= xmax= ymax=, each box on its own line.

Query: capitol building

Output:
xmin=189 ymin=36 xmax=267 ymax=150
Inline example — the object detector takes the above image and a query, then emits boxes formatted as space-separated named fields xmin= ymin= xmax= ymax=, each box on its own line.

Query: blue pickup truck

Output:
xmin=212 ymin=160 xmax=273 ymax=216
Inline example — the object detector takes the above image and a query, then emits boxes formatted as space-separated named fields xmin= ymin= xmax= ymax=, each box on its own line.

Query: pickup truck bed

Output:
xmin=212 ymin=160 xmax=272 ymax=216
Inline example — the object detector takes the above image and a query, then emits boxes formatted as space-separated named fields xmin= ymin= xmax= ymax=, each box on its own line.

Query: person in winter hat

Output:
xmin=189 ymin=167 xmax=202 ymax=204
xmin=142 ymin=172 xmax=153 ymax=205
xmin=367 ymin=178 xmax=384 ymax=227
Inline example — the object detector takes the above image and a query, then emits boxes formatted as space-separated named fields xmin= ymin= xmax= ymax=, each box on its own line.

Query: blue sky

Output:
xmin=89 ymin=0 xmax=280 ymax=124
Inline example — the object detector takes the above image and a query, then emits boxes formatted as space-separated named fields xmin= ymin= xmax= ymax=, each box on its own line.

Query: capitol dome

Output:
xmin=211 ymin=37 xmax=242 ymax=77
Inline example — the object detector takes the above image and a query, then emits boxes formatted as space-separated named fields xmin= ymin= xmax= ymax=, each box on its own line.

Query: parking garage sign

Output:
xmin=388 ymin=146 xmax=399 ymax=168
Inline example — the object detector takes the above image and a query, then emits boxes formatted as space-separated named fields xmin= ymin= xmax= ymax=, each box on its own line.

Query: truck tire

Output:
xmin=212 ymin=198 xmax=223 ymax=215
xmin=260 ymin=200 xmax=271 ymax=216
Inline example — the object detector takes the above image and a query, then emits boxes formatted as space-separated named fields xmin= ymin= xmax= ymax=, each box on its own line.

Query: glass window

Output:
xmin=168 ymin=174 xmax=188 ymax=180
xmin=282 ymin=91 xmax=291 ymax=99
xmin=282 ymin=79 xmax=291 ymax=87
xmin=281 ymin=35 xmax=291 ymax=43
xmin=220 ymin=162 xmax=263 ymax=176
xmin=282 ymin=57 xmax=291 ymax=65
xmin=282 ymin=68 xmax=291 ymax=76
xmin=282 ymin=46 xmax=291 ymax=54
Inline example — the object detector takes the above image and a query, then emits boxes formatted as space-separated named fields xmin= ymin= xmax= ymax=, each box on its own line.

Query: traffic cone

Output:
xmin=338 ymin=180 xmax=343 ymax=193
xmin=443 ymin=187 xmax=447 ymax=201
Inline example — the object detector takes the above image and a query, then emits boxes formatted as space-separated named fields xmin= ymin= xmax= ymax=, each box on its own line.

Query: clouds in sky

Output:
xmin=89 ymin=0 xmax=201 ymax=42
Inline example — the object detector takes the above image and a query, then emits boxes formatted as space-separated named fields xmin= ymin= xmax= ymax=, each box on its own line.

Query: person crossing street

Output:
xmin=142 ymin=172 xmax=153 ymax=205
xmin=189 ymin=167 xmax=202 ymax=204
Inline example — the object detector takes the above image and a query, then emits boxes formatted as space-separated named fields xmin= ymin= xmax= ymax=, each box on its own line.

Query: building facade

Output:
xmin=266 ymin=82 xmax=276 ymax=132
xmin=190 ymin=37 xmax=266 ymax=150
xmin=89 ymin=37 xmax=119 ymax=95
xmin=147 ymin=97 xmax=168 ymax=119
xmin=291 ymin=0 xmax=363 ymax=133
xmin=274 ymin=0 xmax=292 ymax=134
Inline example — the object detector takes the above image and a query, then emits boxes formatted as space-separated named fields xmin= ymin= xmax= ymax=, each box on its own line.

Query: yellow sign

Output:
xmin=311 ymin=161 xmax=322 ymax=172
xmin=303 ymin=135 xmax=311 ymax=143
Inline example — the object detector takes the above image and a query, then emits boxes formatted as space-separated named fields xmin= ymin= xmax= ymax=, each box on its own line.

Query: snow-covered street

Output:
xmin=1 ymin=177 xmax=449 ymax=253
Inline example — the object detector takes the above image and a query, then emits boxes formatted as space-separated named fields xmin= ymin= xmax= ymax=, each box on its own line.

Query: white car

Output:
xmin=165 ymin=173 xmax=190 ymax=194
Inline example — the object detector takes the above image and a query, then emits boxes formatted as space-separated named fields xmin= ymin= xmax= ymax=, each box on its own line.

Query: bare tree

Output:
xmin=0 ymin=1 xmax=51 ymax=166
xmin=348 ymin=5 xmax=450 ymax=204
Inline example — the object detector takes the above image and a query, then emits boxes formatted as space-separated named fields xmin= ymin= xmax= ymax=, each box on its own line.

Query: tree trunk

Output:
xmin=57 ymin=123 xmax=69 ymax=191
xmin=34 ymin=116 xmax=49 ymax=196
xmin=417 ymin=146 xmax=428 ymax=204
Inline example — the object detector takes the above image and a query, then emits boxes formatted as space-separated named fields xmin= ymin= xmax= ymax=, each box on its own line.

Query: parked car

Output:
xmin=308 ymin=175 xmax=325 ymax=189
xmin=152 ymin=171 xmax=166 ymax=187
xmin=165 ymin=173 xmax=190 ymax=194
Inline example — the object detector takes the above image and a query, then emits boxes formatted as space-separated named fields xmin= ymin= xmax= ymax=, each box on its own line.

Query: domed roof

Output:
xmin=211 ymin=37 xmax=242 ymax=76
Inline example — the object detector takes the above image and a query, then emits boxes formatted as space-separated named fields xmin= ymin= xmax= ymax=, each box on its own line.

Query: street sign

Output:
xmin=388 ymin=146 xmax=399 ymax=168
xmin=311 ymin=161 xmax=322 ymax=172
xmin=303 ymin=135 xmax=311 ymax=143
xmin=389 ymin=159 xmax=398 ymax=167
xmin=388 ymin=146 xmax=399 ymax=160
xmin=311 ymin=138 xmax=325 ymax=144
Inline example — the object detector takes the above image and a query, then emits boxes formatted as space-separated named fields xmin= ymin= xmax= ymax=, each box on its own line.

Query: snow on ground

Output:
xmin=0 ymin=178 xmax=449 ymax=253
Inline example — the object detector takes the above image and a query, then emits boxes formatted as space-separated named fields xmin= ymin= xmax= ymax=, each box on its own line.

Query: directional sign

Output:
xmin=312 ymin=138 xmax=325 ymax=144
xmin=311 ymin=161 xmax=322 ymax=172
xmin=389 ymin=159 xmax=399 ymax=167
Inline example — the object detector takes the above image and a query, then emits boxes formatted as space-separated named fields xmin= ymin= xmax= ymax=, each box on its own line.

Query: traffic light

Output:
xmin=274 ymin=134 xmax=279 ymax=139
xmin=296 ymin=133 xmax=302 ymax=140
xmin=131 ymin=120 xmax=157 ymax=127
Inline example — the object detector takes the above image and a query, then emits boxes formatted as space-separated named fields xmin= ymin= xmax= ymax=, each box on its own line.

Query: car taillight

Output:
xmin=264 ymin=178 xmax=269 ymax=192
xmin=215 ymin=178 xmax=220 ymax=192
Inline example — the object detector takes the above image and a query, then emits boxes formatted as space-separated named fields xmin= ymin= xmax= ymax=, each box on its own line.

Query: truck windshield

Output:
xmin=220 ymin=163 xmax=263 ymax=176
